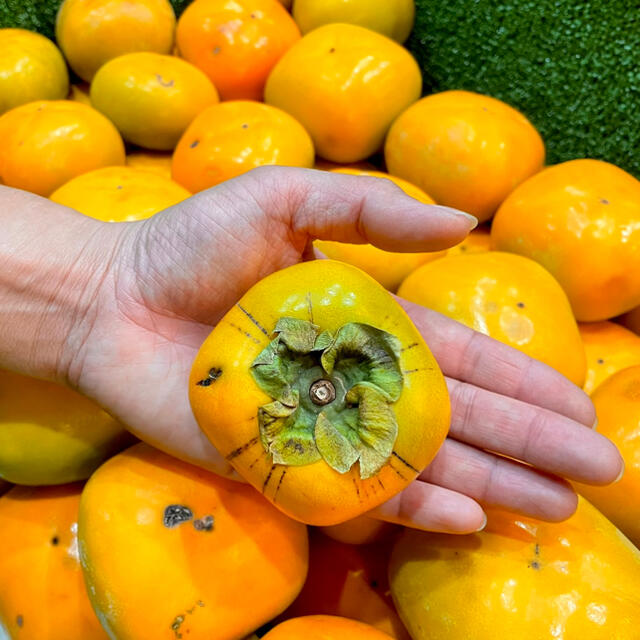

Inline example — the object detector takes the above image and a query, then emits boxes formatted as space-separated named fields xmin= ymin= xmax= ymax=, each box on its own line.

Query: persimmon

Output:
xmin=189 ymin=260 xmax=450 ymax=525
xmin=385 ymin=91 xmax=544 ymax=223
xmin=90 ymin=52 xmax=218 ymax=151
xmin=579 ymin=322 xmax=640 ymax=395
xmin=0 ymin=101 xmax=125 ymax=197
xmin=79 ymin=443 xmax=308 ymax=640
xmin=0 ymin=369 xmax=132 ymax=486
xmin=314 ymin=169 xmax=444 ymax=292
xmin=574 ymin=366 xmax=640 ymax=546
xmin=265 ymin=24 xmax=421 ymax=163
xmin=0 ymin=29 xmax=69 ymax=115
xmin=263 ymin=616 xmax=395 ymax=640
xmin=491 ymin=159 xmax=640 ymax=321
xmin=126 ymin=151 xmax=173 ymax=179
xmin=172 ymin=101 xmax=314 ymax=192
xmin=284 ymin=530 xmax=410 ymax=639
xmin=398 ymin=252 xmax=586 ymax=386
xmin=55 ymin=0 xmax=176 ymax=82
xmin=293 ymin=0 xmax=415 ymax=43
xmin=50 ymin=166 xmax=191 ymax=222
xmin=390 ymin=498 xmax=640 ymax=639
xmin=176 ymin=0 xmax=300 ymax=101
xmin=0 ymin=484 xmax=108 ymax=640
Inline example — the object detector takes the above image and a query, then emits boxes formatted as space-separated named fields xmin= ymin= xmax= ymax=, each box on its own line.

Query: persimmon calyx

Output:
xmin=250 ymin=317 xmax=404 ymax=479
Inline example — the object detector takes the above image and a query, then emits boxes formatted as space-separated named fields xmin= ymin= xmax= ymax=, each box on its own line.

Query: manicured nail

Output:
xmin=475 ymin=513 xmax=488 ymax=532
xmin=592 ymin=417 xmax=599 ymax=430
xmin=614 ymin=460 xmax=625 ymax=484
xmin=432 ymin=205 xmax=479 ymax=229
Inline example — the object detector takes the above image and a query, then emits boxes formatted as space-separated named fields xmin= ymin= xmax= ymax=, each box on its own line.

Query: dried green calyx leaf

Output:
xmin=250 ymin=318 xmax=404 ymax=479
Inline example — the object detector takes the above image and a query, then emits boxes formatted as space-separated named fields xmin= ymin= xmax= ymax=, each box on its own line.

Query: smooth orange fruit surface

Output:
xmin=398 ymin=252 xmax=586 ymax=386
xmin=0 ymin=485 xmax=108 ymax=640
xmin=320 ymin=515 xmax=396 ymax=545
xmin=293 ymin=0 xmax=414 ymax=43
xmin=574 ymin=367 xmax=640 ymax=547
xmin=90 ymin=52 xmax=218 ymax=150
xmin=315 ymin=169 xmax=444 ymax=292
xmin=176 ymin=0 xmax=300 ymax=101
xmin=55 ymin=0 xmax=176 ymax=82
xmin=446 ymin=225 xmax=491 ymax=257
xmin=126 ymin=151 xmax=173 ymax=178
xmin=0 ymin=101 xmax=125 ymax=196
xmin=0 ymin=29 xmax=69 ymax=115
xmin=0 ymin=369 xmax=132 ymax=486
xmin=50 ymin=166 xmax=191 ymax=222
xmin=172 ymin=100 xmax=314 ymax=192
xmin=190 ymin=260 xmax=450 ymax=525
xmin=579 ymin=322 xmax=640 ymax=395
xmin=79 ymin=443 xmax=308 ymax=640
xmin=264 ymin=616 xmax=395 ymax=640
xmin=284 ymin=531 xmax=410 ymax=639
xmin=385 ymin=91 xmax=545 ymax=223
xmin=265 ymin=23 xmax=421 ymax=163
xmin=491 ymin=159 xmax=640 ymax=321
xmin=390 ymin=498 xmax=640 ymax=639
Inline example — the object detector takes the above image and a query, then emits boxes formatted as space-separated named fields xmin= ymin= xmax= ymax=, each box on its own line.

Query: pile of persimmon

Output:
xmin=2 ymin=0 xmax=640 ymax=638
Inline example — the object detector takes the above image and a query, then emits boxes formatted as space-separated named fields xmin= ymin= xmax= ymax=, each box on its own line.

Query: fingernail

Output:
xmin=614 ymin=460 xmax=625 ymax=484
xmin=475 ymin=513 xmax=488 ymax=532
xmin=432 ymin=205 xmax=479 ymax=230
xmin=592 ymin=417 xmax=599 ymax=430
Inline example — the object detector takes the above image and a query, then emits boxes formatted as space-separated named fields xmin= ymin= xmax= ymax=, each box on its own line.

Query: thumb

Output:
xmin=243 ymin=166 xmax=478 ymax=252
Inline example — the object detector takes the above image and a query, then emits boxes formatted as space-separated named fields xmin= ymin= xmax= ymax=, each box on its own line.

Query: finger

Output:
xmin=421 ymin=439 xmax=579 ymax=522
xmin=242 ymin=165 xmax=478 ymax=252
xmin=446 ymin=377 xmax=623 ymax=485
xmin=370 ymin=480 xmax=486 ymax=534
xmin=400 ymin=298 xmax=596 ymax=426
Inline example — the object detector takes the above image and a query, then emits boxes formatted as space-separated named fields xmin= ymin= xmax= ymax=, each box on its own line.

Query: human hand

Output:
xmin=13 ymin=167 xmax=622 ymax=533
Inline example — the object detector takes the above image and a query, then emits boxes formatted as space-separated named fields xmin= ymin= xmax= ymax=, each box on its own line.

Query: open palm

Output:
xmin=58 ymin=167 xmax=621 ymax=533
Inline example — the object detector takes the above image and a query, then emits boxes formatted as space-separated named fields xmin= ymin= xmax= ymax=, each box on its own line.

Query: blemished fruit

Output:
xmin=293 ymin=0 xmax=415 ymax=43
xmin=389 ymin=498 xmax=640 ymax=639
xmin=0 ymin=29 xmax=69 ymax=115
xmin=176 ymin=0 xmax=300 ymax=101
xmin=265 ymin=23 xmax=422 ymax=163
xmin=285 ymin=530 xmax=410 ymax=639
xmin=579 ymin=322 xmax=640 ymax=395
xmin=0 ymin=369 xmax=133 ymax=486
xmin=398 ymin=252 xmax=586 ymax=386
xmin=385 ymin=91 xmax=545 ymax=223
xmin=90 ymin=52 xmax=219 ymax=151
xmin=50 ymin=166 xmax=191 ymax=222
xmin=491 ymin=159 xmax=640 ymax=321
xmin=0 ymin=484 xmax=109 ymax=640
xmin=574 ymin=366 xmax=640 ymax=547
xmin=314 ymin=169 xmax=444 ymax=292
xmin=446 ymin=225 xmax=491 ymax=257
xmin=262 ymin=616 xmax=395 ymax=640
xmin=126 ymin=151 xmax=173 ymax=179
xmin=55 ymin=0 xmax=176 ymax=82
xmin=172 ymin=100 xmax=314 ymax=192
xmin=0 ymin=100 xmax=125 ymax=197
xmin=79 ymin=443 xmax=308 ymax=640
xmin=189 ymin=260 xmax=450 ymax=525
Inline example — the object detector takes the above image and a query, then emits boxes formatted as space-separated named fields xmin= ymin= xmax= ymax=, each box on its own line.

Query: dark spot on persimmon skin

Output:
xmin=601 ymin=198 xmax=610 ymax=205
xmin=163 ymin=505 xmax=193 ymax=528
xmin=241 ymin=123 xmax=249 ymax=129
xmin=16 ymin=615 xmax=23 ymax=628
xmin=196 ymin=367 xmax=222 ymax=386
xmin=516 ymin=301 xmax=525 ymax=308
xmin=190 ymin=140 xmax=199 ymax=148
xmin=212 ymin=46 xmax=221 ymax=55
xmin=597 ymin=358 xmax=605 ymax=365
xmin=329 ymin=47 xmax=336 ymax=53
xmin=156 ymin=74 xmax=175 ymax=87
xmin=51 ymin=536 xmax=59 ymax=546
xmin=193 ymin=515 xmax=214 ymax=532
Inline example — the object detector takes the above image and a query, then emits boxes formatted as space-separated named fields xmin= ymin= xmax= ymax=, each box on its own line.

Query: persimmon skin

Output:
xmin=263 ymin=615 xmax=395 ymax=640
xmin=0 ymin=484 xmax=108 ymax=640
xmin=79 ymin=443 xmax=308 ymax=640
xmin=189 ymin=260 xmax=450 ymax=525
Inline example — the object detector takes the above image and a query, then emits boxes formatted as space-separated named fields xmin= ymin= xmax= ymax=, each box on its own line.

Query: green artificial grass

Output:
xmin=0 ymin=0 xmax=192 ymax=40
xmin=407 ymin=1 xmax=640 ymax=178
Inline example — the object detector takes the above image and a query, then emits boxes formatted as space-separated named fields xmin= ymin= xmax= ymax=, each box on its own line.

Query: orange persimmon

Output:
xmin=263 ymin=616 xmax=395 ymax=640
